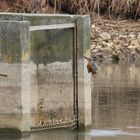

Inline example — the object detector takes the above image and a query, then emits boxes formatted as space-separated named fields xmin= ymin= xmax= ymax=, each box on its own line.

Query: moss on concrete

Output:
xmin=0 ymin=127 xmax=22 ymax=137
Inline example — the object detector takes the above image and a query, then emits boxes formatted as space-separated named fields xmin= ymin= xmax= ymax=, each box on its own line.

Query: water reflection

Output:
xmin=1 ymin=130 xmax=140 ymax=140
xmin=92 ymin=61 xmax=140 ymax=132
xmin=1 ymin=61 xmax=140 ymax=140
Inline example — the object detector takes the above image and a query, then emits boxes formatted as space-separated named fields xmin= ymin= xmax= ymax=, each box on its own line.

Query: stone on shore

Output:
xmin=100 ymin=32 xmax=111 ymax=41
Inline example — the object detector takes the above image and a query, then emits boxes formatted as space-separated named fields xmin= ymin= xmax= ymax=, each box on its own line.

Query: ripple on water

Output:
xmin=83 ymin=129 xmax=140 ymax=137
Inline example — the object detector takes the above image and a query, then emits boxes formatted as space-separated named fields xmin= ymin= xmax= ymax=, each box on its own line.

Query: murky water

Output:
xmin=1 ymin=61 xmax=140 ymax=140
xmin=92 ymin=61 xmax=140 ymax=131
xmin=1 ymin=130 xmax=140 ymax=140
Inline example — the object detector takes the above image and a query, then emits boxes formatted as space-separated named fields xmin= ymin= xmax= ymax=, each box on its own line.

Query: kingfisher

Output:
xmin=84 ymin=56 xmax=97 ymax=75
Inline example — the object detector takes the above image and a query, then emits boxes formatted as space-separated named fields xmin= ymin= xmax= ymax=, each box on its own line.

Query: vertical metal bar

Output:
xmin=73 ymin=28 xmax=76 ymax=116
xmin=75 ymin=27 xmax=79 ymax=129
xmin=73 ymin=25 xmax=79 ymax=129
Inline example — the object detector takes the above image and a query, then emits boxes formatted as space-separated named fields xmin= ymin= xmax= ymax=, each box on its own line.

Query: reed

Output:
xmin=48 ymin=0 xmax=140 ymax=19
xmin=2 ymin=0 xmax=140 ymax=19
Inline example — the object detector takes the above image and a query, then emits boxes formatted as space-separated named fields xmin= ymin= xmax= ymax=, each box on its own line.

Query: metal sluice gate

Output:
xmin=30 ymin=23 xmax=79 ymax=131
xmin=30 ymin=116 xmax=77 ymax=131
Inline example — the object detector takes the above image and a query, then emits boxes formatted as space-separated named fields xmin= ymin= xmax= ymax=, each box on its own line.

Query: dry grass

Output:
xmin=48 ymin=0 xmax=140 ymax=20
xmin=1 ymin=0 xmax=140 ymax=19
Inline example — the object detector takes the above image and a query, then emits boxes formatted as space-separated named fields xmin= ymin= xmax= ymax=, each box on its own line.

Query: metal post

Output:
xmin=73 ymin=25 xmax=79 ymax=129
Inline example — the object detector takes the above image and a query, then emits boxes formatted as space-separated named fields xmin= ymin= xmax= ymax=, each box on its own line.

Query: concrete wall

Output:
xmin=76 ymin=16 xmax=91 ymax=129
xmin=0 ymin=20 xmax=30 ymax=132
xmin=0 ymin=13 xmax=91 ymax=131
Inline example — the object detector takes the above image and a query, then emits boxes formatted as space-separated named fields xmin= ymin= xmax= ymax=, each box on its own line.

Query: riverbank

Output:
xmin=0 ymin=1 xmax=140 ymax=63
xmin=91 ymin=18 xmax=140 ymax=62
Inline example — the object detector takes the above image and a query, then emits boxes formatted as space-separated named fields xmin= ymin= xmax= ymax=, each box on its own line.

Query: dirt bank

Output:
xmin=0 ymin=0 xmax=56 ymax=13
xmin=0 ymin=0 xmax=140 ymax=63
xmin=91 ymin=18 xmax=140 ymax=62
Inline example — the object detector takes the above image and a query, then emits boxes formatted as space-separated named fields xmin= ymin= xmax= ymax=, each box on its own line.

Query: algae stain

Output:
xmin=22 ymin=51 xmax=30 ymax=62
xmin=7 ymin=54 xmax=13 ymax=63
xmin=0 ymin=128 xmax=22 ymax=136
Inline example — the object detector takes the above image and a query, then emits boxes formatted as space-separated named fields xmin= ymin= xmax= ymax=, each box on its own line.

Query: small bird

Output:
xmin=84 ymin=56 xmax=97 ymax=75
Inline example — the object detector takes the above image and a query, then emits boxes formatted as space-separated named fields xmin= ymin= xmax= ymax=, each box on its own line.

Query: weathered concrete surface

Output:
xmin=0 ymin=63 xmax=22 ymax=129
xmin=0 ymin=13 xmax=74 ymax=25
xmin=0 ymin=13 xmax=22 ymax=21
xmin=0 ymin=20 xmax=30 ymax=132
xmin=0 ymin=13 xmax=91 ymax=131
xmin=30 ymin=29 xmax=74 ymax=126
xmin=76 ymin=16 xmax=91 ymax=129
xmin=23 ymin=14 xmax=75 ymax=25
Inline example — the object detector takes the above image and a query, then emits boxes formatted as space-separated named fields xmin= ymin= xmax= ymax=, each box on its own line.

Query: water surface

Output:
xmin=92 ymin=61 xmax=140 ymax=131
xmin=1 ymin=61 xmax=140 ymax=140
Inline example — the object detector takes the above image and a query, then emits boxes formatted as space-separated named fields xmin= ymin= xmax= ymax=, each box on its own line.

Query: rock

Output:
xmin=128 ymin=33 xmax=136 ymax=40
xmin=92 ymin=24 xmax=95 ymax=29
xmin=123 ymin=43 xmax=129 ymax=47
xmin=97 ymin=38 xmax=103 ymax=42
xmin=118 ymin=40 xmax=127 ymax=47
xmin=128 ymin=45 xmax=140 ymax=54
xmin=128 ymin=45 xmax=136 ymax=50
xmin=100 ymin=32 xmax=111 ymax=41
xmin=115 ymin=50 xmax=121 ymax=55
xmin=135 ymin=48 xmax=140 ymax=54
xmin=112 ymin=52 xmax=120 ymax=63
xmin=114 ymin=44 xmax=121 ymax=51
xmin=135 ymin=53 xmax=140 ymax=60
xmin=101 ymin=41 xmax=114 ymax=48
xmin=135 ymin=46 xmax=140 ymax=51
xmin=131 ymin=50 xmax=136 ymax=55
xmin=94 ymin=27 xmax=100 ymax=32
xmin=90 ymin=20 xmax=140 ymax=61
xmin=137 ymin=33 xmax=140 ymax=44
xmin=119 ymin=52 xmax=126 ymax=60
xmin=90 ymin=31 xmax=95 ymax=39
xmin=96 ymin=45 xmax=102 ymax=50
xmin=91 ymin=49 xmax=98 ymax=54
xmin=130 ymin=39 xmax=139 ymax=47
xmin=102 ymin=47 xmax=113 ymax=55
xmin=113 ymin=38 xmax=120 ymax=45
xmin=101 ymin=41 xmax=108 ymax=47
xmin=106 ymin=42 xmax=114 ymax=48
xmin=111 ymin=30 xmax=119 ymax=36
xmin=91 ymin=44 xmax=96 ymax=49
xmin=119 ymin=35 xmax=127 ymax=41
xmin=96 ymin=53 xmax=104 ymax=60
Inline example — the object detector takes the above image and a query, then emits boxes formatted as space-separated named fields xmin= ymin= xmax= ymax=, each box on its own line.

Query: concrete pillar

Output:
xmin=0 ymin=13 xmax=92 ymax=131
xmin=20 ymin=21 xmax=31 ymax=132
xmin=76 ymin=16 xmax=92 ymax=129
xmin=0 ymin=20 xmax=30 ymax=132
